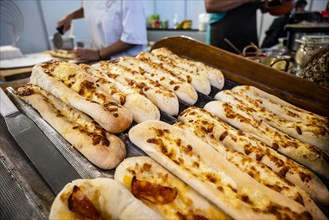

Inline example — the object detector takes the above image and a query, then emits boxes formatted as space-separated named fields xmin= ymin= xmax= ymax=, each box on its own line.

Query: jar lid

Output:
xmin=296 ymin=35 xmax=329 ymax=45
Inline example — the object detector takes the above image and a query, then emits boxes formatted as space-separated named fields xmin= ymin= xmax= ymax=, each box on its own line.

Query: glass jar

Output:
xmin=295 ymin=35 xmax=329 ymax=67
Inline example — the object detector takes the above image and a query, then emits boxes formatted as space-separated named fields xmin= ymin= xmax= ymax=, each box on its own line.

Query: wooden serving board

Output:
xmin=152 ymin=36 xmax=329 ymax=117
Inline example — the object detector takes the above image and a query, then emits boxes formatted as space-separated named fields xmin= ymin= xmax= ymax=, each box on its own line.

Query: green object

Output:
xmin=151 ymin=14 xmax=160 ymax=20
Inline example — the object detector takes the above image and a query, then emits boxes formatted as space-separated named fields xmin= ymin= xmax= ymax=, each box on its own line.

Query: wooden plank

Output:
xmin=0 ymin=67 xmax=32 ymax=81
xmin=152 ymin=36 xmax=329 ymax=117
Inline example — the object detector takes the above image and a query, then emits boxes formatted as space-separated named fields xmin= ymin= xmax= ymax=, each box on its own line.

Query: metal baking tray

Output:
xmin=1 ymin=37 xmax=328 ymax=217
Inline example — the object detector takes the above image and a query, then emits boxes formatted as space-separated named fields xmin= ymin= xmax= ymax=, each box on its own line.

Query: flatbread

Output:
xmin=30 ymin=61 xmax=133 ymax=133
xmin=136 ymin=51 xmax=211 ymax=95
xmin=77 ymin=63 xmax=160 ymax=123
xmin=117 ymin=56 xmax=198 ymax=105
xmin=49 ymin=178 xmax=163 ymax=219
xmin=46 ymin=49 xmax=75 ymax=60
xmin=151 ymin=47 xmax=225 ymax=89
xmin=178 ymin=106 xmax=329 ymax=205
xmin=92 ymin=61 xmax=179 ymax=116
xmin=17 ymin=84 xmax=126 ymax=169
xmin=216 ymin=87 xmax=329 ymax=153
xmin=204 ymin=100 xmax=329 ymax=180
xmin=115 ymin=156 xmax=231 ymax=220
xmin=129 ymin=120 xmax=312 ymax=220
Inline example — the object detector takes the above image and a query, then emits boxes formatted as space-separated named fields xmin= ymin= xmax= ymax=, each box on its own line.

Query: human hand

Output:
xmin=57 ymin=13 xmax=73 ymax=33
xmin=74 ymin=48 xmax=100 ymax=62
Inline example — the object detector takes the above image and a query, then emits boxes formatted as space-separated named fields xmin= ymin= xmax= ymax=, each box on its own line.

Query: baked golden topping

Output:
xmin=131 ymin=176 xmax=178 ymax=204
xmin=19 ymin=84 xmax=111 ymax=147
xmin=68 ymin=186 xmax=103 ymax=220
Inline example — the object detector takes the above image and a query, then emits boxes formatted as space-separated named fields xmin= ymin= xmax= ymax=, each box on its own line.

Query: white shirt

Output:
xmin=82 ymin=0 xmax=147 ymax=59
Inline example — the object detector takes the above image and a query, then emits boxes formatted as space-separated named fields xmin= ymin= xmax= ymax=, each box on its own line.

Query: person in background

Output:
xmin=204 ymin=0 xmax=261 ymax=54
xmin=57 ymin=0 xmax=147 ymax=62
xmin=261 ymin=0 xmax=307 ymax=48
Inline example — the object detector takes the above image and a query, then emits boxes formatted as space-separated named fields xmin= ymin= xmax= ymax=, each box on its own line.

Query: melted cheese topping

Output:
xmin=220 ymin=90 xmax=328 ymax=137
xmin=19 ymin=85 xmax=110 ymax=146
xmin=40 ymin=61 xmax=124 ymax=116
xmin=137 ymin=52 xmax=211 ymax=95
xmin=173 ymin=121 xmax=304 ymax=206
xmin=121 ymin=159 xmax=229 ymax=220
xmin=150 ymin=47 xmax=224 ymax=89
xmin=101 ymin=61 xmax=176 ymax=99
xmin=144 ymin=125 xmax=310 ymax=219
xmin=151 ymin=48 xmax=207 ymax=74
xmin=58 ymin=183 xmax=111 ymax=220
xmin=179 ymin=107 xmax=315 ymax=188
xmin=219 ymin=102 xmax=328 ymax=164
xmin=117 ymin=56 xmax=198 ymax=103
xmin=232 ymin=86 xmax=329 ymax=129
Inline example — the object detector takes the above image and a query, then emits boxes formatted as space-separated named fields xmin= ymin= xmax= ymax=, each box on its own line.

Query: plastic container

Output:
xmin=198 ymin=13 xmax=209 ymax=32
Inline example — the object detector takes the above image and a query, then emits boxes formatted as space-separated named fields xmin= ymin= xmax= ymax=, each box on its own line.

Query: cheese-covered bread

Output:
xmin=117 ymin=56 xmax=198 ymax=105
xmin=217 ymin=86 xmax=329 ymax=153
xmin=18 ymin=84 xmax=126 ymax=170
xmin=115 ymin=156 xmax=231 ymax=220
xmin=30 ymin=61 xmax=133 ymax=133
xmin=92 ymin=61 xmax=179 ymax=116
xmin=151 ymin=47 xmax=225 ymax=89
xmin=129 ymin=120 xmax=313 ymax=220
xmin=77 ymin=63 xmax=160 ymax=123
xmin=178 ymin=107 xmax=329 ymax=205
xmin=49 ymin=178 xmax=163 ymax=219
xmin=136 ymin=51 xmax=211 ymax=95
xmin=205 ymin=100 xmax=329 ymax=180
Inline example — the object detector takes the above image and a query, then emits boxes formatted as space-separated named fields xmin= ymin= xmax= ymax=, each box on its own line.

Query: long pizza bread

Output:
xmin=77 ymin=63 xmax=160 ymax=123
xmin=136 ymin=51 xmax=211 ymax=95
xmin=232 ymin=85 xmax=329 ymax=131
xmin=49 ymin=178 xmax=163 ymax=219
xmin=174 ymin=121 xmax=326 ymax=220
xmin=117 ymin=56 xmax=198 ymax=105
xmin=48 ymin=61 xmax=159 ymax=123
xmin=17 ymin=85 xmax=126 ymax=169
xmin=174 ymin=122 xmax=326 ymax=220
xmin=129 ymin=120 xmax=313 ymax=220
xmin=151 ymin=47 xmax=225 ymax=89
xmin=215 ymin=90 xmax=329 ymax=152
xmin=115 ymin=156 xmax=231 ymax=220
xmin=178 ymin=107 xmax=329 ymax=205
xmin=92 ymin=61 xmax=179 ymax=116
xmin=204 ymin=101 xmax=329 ymax=180
xmin=30 ymin=61 xmax=132 ymax=133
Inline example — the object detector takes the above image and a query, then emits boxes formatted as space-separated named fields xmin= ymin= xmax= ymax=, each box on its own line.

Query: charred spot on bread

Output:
xmin=67 ymin=185 xmax=102 ymax=220
xmin=16 ymin=86 xmax=34 ymax=96
xmin=272 ymin=143 xmax=280 ymax=150
xmin=131 ymin=176 xmax=178 ymax=204
xmin=244 ymin=144 xmax=253 ymax=155
xmin=91 ymin=133 xmax=110 ymax=146
xmin=219 ymin=131 xmax=228 ymax=141
xmin=147 ymin=138 xmax=166 ymax=153
xmin=298 ymin=172 xmax=311 ymax=183
xmin=263 ymin=203 xmax=312 ymax=220
xmin=256 ymin=152 xmax=265 ymax=161
xmin=206 ymin=173 xmax=217 ymax=183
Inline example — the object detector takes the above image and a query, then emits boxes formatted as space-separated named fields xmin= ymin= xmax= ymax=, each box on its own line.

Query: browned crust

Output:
xmin=18 ymin=85 xmax=126 ymax=169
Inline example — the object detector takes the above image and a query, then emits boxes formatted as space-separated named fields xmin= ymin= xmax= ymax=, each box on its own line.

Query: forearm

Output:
xmin=98 ymin=40 xmax=136 ymax=59
xmin=205 ymin=0 xmax=254 ymax=12
xmin=69 ymin=7 xmax=84 ymax=20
